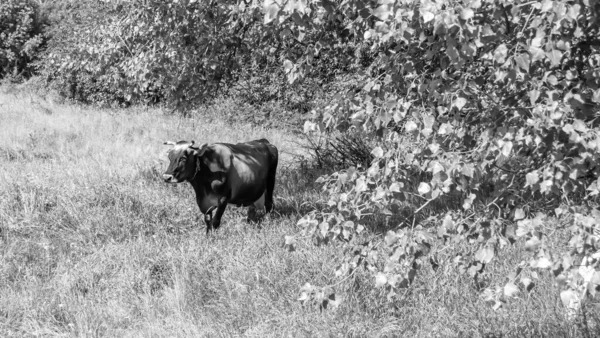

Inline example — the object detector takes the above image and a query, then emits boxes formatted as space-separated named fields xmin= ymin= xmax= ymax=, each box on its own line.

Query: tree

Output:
xmin=268 ymin=0 xmax=600 ymax=312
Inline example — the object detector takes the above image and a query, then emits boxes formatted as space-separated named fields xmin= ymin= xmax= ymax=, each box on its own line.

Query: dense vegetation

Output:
xmin=2 ymin=0 xmax=600 ymax=335
xmin=0 ymin=0 xmax=46 ymax=80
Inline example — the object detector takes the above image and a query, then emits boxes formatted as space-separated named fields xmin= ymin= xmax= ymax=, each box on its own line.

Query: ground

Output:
xmin=0 ymin=90 xmax=597 ymax=337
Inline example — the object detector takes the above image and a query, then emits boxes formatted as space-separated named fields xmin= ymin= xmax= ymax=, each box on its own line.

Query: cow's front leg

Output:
xmin=211 ymin=197 xmax=229 ymax=230
xmin=204 ymin=206 xmax=216 ymax=233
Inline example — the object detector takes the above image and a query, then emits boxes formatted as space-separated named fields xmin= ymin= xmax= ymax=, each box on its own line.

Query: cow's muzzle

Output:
xmin=163 ymin=174 xmax=178 ymax=183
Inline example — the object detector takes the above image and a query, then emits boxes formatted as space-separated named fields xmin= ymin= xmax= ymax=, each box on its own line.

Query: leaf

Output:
xmin=529 ymin=46 xmax=545 ymax=62
xmin=389 ymin=182 xmax=402 ymax=193
xmin=454 ymin=97 xmax=467 ymax=110
xmin=283 ymin=59 xmax=293 ymax=71
xmin=494 ymin=44 xmax=508 ymax=64
xmin=546 ymin=50 xmax=563 ymax=67
xmin=385 ymin=231 xmax=397 ymax=246
xmin=525 ymin=171 xmax=539 ymax=187
xmin=442 ymin=214 xmax=454 ymax=230
xmin=560 ymin=289 xmax=578 ymax=308
xmin=418 ymin=182 xmax=431 ymax=196
xmin=541 ymin=0 xmax=553 ymax=12
xmin=326 ymin=292 xmax=342 ymax=309
xmin=590 ymin=272 xmax=600 ymax=296
xmin=298 ymin=291 xmax=309 ymax=301
xmin=529 ymin=90 xmax=540 ymax=105
xmin=431 ymin=161 xmax=444 ymax=175
xmin=525 ymin=237 xmax=541 ymax=252
xmin=375 ymin=272 xmax=387 ymax=288
xmin=502 ymin=141 xmax=513 ymax=157
xmin=356 ymin=223 xmax=365 ymax=234
xmin=531 ymin=257 xmax=552 ymax=269
xmin=447 ymin=44 xmax=460 ymax=62
xmin=303 ymin=121 xmax=317 ymax=133
xmin=371 ymin=147 xmax=384 ymax=158
xmin=405 ymin=121 xmax=418 ymax=132
xmin=515 ymin=54 xmax=530 ymax=72
xmin=504 ymin=282 xmax=519 ymax=297
xmin=319 ymin=221 xmax=329 ymax=238
xmin=475 ymin=247 xmax=494 ymax=264
xmin=422 ymin=11 xmax=434 ymax=23
xmin=460 ymin=8 xmax=474 ymax=20
xmin=298 ymin=283 xmax=313 ymax=302
xmin=284 ymin=235 xmax=296 ymax=252
xmin=572 ymin=119 xmax=587 ymax=132
xmin=373 ymin=5 xmax=391 ymax=20
xmin=521 ymin=278 xmax=535 ymax=292
xmin=462 ymin=164 xmax=475 ymax=177
xmin=355 ymin=177 xmax=367 ymax=193
xmin=592 ymin=89 xmax=600 ymax=103
xmin=296 ymin=0 xmax=308 ymax=13
xmin=462 ymin=193 xmax=476 ymax=210
xmin=263 ymin=1 xmax=279 ymax=24
xmin=514 ymin=208 xmax=525 ymax=220
xmin=546 ymin=75 xmax=558 ymax=85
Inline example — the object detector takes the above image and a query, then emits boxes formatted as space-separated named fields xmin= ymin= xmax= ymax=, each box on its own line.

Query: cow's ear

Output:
xmin=193 ymin=143 xmax=209 ymax=172
xmin=202 ymin=145 xmax=232 ymax=173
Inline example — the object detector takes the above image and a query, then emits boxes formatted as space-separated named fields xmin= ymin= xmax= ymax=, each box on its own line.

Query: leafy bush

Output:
xmin=269 ymin=0 xmax=600 ymax=315
xmin=0 ymin=0 xmax=46 ymax=80
xmin=40 ymin=0 xmax=366 ymax=111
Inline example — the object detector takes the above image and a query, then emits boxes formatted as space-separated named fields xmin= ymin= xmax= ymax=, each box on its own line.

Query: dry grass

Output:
xmin=1 ymin=90 xmax=598 ymax=337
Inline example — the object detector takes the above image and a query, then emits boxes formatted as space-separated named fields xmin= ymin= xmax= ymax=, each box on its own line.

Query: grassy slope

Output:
xmin=0 ymin=91 xmax=597 ymax=337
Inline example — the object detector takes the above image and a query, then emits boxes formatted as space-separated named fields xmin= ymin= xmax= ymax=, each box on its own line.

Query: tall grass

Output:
xmin=0 ymin=91 xmax=597 ymax=337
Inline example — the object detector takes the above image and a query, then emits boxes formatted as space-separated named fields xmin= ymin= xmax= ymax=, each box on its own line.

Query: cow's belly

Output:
xmin=229 ymin=185 xmax=265 ymax=206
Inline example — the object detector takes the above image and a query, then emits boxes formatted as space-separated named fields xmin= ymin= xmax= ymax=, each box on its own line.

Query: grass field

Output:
xmin=1 ymin=90 xmax=598 ymax=337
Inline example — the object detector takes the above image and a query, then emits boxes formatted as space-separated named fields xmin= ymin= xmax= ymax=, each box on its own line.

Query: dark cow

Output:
xmin=162 ymin=139 xmax=278 ymax=232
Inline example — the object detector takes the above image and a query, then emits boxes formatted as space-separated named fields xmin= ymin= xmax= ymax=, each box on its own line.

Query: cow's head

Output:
xmin=162 ymin=140 xmax=207 ymax=183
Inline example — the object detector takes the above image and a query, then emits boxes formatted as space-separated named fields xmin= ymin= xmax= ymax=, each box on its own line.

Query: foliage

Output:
xmin=267 ymin=0 xmax=600 ymax=315
xmin=43 ymin=0 xmax=253 ymax=106
xmin=36 ymin=0 xmax=133 ymax=104
xmin=40 ymin=0 xmax=363 ymax=109
xmin=0 ymin=0 xmax=46 ymax=80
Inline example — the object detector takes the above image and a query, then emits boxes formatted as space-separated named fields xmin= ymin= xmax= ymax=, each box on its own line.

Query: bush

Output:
xmin=271 ymin=0 xmax=600 ymax=316
xmin=0 ymin=0 xmax=46 ymax=80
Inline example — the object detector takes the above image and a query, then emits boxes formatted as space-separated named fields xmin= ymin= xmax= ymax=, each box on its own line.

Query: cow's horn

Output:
xmin=164 ymin=141 xmax=176 ymax=146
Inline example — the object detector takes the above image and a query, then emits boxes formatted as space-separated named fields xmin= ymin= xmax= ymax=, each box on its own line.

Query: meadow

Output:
xmin=0 ymin=89 xmax=597 ymax=337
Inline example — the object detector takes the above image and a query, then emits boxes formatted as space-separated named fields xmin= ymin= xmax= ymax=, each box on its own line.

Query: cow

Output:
xmin=162 ymin=139 xmax=278 ymax=232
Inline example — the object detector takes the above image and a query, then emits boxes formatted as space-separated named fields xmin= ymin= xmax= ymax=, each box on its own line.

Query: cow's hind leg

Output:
xmin=265 ymin=156 xmax=278 ymax=214
xmin=247 ymin=192 xmax=265 ymax=223
xmin=247 ymin=205 xmax=257 ymax=223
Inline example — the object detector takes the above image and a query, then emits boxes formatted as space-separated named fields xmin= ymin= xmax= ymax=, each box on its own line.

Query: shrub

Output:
xmin=0 ymin=0 xmax=46 ymax=80
xmin=271 ymin=0 xmax=600 ymax=315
